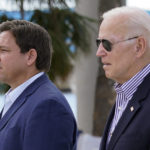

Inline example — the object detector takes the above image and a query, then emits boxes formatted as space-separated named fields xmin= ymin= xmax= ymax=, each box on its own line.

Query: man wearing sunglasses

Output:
xmin=97 ymin=6 xmax=150 ymax=150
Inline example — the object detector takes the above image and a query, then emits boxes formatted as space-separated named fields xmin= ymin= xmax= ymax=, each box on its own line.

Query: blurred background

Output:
xmin=0 ymin=0 xmax=149 ymax=149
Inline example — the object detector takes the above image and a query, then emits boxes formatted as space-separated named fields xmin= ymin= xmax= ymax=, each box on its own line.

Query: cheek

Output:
xmin=115 ymin=55 xmax=135 ymax=76
xmin=111 ymin=54 xmax=123 ymax=69
xmin=1 ymin=55 xmax=21 ymax=69
xmin=113 ymin=49 xmax=134 ymax=66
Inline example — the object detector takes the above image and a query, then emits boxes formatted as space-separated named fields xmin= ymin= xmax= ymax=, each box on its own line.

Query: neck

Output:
xmin=10 ymin=70 xmax=41 ymax=90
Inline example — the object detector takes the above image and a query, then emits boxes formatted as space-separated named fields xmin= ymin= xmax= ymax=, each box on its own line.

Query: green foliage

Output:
xmin=38 ymin=0 xmax=69 ymax=9
xmin=0 ymin=15 xmax=12 ymax=22
xmin=31 ymin=9 xmax=93 ymax=81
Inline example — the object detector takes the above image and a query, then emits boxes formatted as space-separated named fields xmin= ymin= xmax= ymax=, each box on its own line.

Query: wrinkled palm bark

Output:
xmin=20 ymin=0 xmax=24 ymax=19
xmin=93 ymin=0 xmax=126 ymax=136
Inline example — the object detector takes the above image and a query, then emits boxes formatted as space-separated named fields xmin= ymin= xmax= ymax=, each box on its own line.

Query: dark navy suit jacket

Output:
xmin=100 ymin=73 xmax=150 ymax=150
xmin=0 ymin=74 xmax=77 ymax=150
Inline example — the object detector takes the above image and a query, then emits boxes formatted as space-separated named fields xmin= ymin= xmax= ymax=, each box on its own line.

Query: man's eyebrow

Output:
xmin=0 ymin=46 xmax=10 ymax=50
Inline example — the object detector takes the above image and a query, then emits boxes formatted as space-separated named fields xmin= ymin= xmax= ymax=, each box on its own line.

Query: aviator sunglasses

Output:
xmin=96 ymin=36 xmax=140 ymax=52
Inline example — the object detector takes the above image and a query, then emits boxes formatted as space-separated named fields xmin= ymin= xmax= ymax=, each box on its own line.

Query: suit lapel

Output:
xmin=100 ymin=105 xmax=115 ymax=150
xmin=0 ymin=74 xmax=49 ymax=130
xmin=107 ymin=100 xmax=141 ymax=150
xmin=107 ymin=73 xmax=150 ymax=150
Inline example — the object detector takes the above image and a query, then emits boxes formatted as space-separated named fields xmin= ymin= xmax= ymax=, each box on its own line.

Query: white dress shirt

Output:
xmin=2 ymin=72 xmax=44 ymax=117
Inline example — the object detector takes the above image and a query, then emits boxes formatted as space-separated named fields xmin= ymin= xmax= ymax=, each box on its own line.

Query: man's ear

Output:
xmin=26 ymin=49 xmax=37 ymax=66
xmin=135 ymin=37 xmax=146 ymax=58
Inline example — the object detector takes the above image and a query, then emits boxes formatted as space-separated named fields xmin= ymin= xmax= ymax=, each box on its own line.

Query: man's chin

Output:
xmin=105 ymin=72 xmax=111 ymax=79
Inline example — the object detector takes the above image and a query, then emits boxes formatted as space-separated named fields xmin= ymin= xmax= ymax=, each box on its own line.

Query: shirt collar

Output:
xmin=4 ymin=72 xmax=44 ymax=105
xmin=115 ymin=64 xmax=150 ymax=101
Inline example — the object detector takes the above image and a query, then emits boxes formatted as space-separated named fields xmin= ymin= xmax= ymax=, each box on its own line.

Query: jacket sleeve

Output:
xmin=23 ymin=99 xmax=77 ymax=150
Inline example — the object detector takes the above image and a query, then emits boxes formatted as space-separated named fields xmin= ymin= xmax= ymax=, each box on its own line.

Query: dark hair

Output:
xmin=0 ymin=20 xmax=53 ymax=72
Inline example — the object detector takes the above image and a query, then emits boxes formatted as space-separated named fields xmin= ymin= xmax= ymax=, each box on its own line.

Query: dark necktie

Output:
xmin=0 ymin=108 xmax=4 ymax=119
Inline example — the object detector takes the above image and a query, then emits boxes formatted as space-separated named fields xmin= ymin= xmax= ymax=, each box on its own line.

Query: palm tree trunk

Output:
xmin=74 ymin=0 xmax=99 ymax=134
xmin=20 ymin=0 xmax=24 ymax=19
xmin=47 ymin=0 xmax=52 ymax=11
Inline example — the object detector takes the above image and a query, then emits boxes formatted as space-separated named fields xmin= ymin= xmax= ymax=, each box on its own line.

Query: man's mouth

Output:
xmin=103 ymin=63 xmax=111 ymax=69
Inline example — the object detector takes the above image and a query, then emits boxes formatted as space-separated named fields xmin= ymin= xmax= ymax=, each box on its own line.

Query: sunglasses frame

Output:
xmin=96 ymin=36 xmax=140 ymax=52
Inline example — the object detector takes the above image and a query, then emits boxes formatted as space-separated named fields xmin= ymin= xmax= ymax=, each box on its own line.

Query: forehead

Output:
xmin=0 ymin=31 xmax=20 ymax=51
xmin=99 ymin=16 xmax=129 ymax=40
xmin=0 ymin=31 xmax=16 ymax=44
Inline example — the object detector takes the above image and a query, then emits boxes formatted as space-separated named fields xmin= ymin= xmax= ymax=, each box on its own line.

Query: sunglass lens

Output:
xmin=103 ymin=40 xmax=112 ymax=51
xmin=96 ymin=39 xmax=112 ymax=51
xmin=96 ymin=39 xmax=101 ymax=48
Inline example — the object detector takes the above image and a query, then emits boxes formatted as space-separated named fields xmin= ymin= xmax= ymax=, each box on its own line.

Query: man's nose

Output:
xmin=96 ymin=44 xmax=107 ymax=57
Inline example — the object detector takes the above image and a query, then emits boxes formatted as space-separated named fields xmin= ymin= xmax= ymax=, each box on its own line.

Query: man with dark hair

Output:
xmin=0 ymin=20 xmax=77 ymax=150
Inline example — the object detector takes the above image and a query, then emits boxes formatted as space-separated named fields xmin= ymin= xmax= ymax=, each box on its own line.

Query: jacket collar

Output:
xmin=100 ymin=72 xmax=150 ymax=150
xmin=0 ymin=73 xmax=49 ymax=130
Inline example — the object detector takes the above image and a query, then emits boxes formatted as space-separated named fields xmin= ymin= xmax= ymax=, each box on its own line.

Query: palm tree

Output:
xmin=37 ymin=0 xmax=69 ymax=10
xmin=8 ymin=0 xmax=26 ymax=19
xmin=17 ymin=0 xmax=24 ymax=19
xmin=30 ymin=8 xmax=94 ymax=83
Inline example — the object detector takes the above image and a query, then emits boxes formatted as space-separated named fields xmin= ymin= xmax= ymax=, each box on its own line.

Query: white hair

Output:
xmin=102 ymin=6 xmax=150 ymax=47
